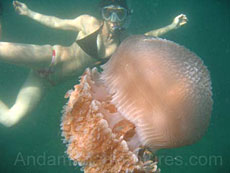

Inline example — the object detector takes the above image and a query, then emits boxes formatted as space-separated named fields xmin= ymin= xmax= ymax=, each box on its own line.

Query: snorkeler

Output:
xmin=0 ymin=0 xmax=187 ymax=127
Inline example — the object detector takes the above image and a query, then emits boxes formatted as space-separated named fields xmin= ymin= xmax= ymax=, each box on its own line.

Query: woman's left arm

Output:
xmin=144 ymin=14 xmax=188 ymax=37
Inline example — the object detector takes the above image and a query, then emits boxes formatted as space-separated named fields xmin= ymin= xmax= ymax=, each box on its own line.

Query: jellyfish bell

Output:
xmin=61 ymin=35 xmax=213 ymax=172
xmin=101 ymin=35 xmax=213 ymax=150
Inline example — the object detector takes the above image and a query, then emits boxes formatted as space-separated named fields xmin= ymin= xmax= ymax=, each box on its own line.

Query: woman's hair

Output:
xmin=99 ymin=0 xmax=128 ymax=9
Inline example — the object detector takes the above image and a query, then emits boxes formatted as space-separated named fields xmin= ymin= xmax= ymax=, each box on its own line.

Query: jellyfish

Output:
xmin=61 ymin=35 xmax=213 ymax=173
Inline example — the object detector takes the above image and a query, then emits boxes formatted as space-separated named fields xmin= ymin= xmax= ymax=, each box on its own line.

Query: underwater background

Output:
xmin=0 ymin=0 xmax=229 ymax=172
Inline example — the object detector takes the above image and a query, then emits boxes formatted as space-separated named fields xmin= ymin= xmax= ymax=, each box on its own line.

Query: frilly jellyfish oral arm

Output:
xmin=144 ymin=14 xmax=188 ymax=37
xmin=61 ymin=68 xmax=161 ymax=173
xmin=135 ymin=147 xmax=160 ymax=173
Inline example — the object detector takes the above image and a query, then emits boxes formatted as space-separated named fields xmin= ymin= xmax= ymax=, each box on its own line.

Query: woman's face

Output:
xmin=101 ymin=5 xmax=128 ymax=33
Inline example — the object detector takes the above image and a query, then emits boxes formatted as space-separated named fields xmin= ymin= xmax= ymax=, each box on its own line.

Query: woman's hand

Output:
xmin=13 ymin=1 xmax=29 ymax=16
xmin=172 ymin=14 xmax=188 ymax=29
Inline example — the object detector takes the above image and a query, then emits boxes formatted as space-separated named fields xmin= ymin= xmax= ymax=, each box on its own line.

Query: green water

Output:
xmin=0 ymin=0 xmax=229 ymax=172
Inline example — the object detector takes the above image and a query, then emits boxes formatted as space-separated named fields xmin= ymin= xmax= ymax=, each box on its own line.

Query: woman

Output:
xmin=0 ymin=0 xmax=187 ymax=127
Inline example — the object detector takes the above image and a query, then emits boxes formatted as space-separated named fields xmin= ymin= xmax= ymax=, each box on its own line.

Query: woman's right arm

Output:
xmin=13 ymin=1 xmax=83 ymax=31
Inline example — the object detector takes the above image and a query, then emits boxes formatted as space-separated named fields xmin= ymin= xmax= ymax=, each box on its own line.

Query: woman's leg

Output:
xmin=0 ymin=42 xmax=53 ymax=68
xmin=0 ymin=70 xmax=46 ymax=127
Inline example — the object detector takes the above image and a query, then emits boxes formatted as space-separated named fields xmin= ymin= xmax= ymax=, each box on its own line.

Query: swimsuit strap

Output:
xmin=36 ymin=49 xmax=56 ymax=86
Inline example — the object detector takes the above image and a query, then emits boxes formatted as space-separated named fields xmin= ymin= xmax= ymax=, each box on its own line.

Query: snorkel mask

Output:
xmin=102 ymin=5 xmax=128 ymax=22
xmin=100 ymin=0 xmax=132 ymax=33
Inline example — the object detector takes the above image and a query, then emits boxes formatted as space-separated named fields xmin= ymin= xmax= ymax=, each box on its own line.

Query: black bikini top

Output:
xmin=76 ymin=23 xmax=104 ymax=60
xmin=76 ymin=22 xmax=126 ymax=65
